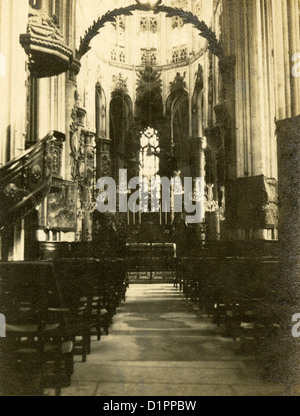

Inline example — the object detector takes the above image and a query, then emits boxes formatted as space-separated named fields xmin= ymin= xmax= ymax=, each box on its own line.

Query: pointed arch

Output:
xmin=95 ymin=82 xmax=107 ymax=140
xmin=95 ymin=83 xmax=108 ymax=180
xmin=109 ymin=91 xmax=134 ymax=179
xmin=166 ymin=89 xmax=190 ymax=178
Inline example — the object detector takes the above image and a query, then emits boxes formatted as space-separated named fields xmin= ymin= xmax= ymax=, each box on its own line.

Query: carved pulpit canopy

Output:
xmin=20 ymin=6 xmax=73 ymax=78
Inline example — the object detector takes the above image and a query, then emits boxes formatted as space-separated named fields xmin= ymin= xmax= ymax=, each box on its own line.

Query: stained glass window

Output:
xmin=139 ymin=127 xmax=160 ymax=179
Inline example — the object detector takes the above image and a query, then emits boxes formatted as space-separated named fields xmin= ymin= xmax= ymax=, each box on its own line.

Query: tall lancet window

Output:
xmin=110 ymin=17 xmax=126 ymax=63
xmin=50 ymin=0 xmax=60 ymax=26
xmin=29 ymin=0 xmax=42 ymax=9
xmin=139 ymin=15 xmax=158 ymax=65
xmin=140 ymin=127 xmax=160 ymax=180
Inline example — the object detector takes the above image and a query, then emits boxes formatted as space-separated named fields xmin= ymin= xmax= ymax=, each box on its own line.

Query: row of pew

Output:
xmin=0 ymin=259 xmax=128 ymax=396
xmin=175 ymin=257 xmax=299 ymax=385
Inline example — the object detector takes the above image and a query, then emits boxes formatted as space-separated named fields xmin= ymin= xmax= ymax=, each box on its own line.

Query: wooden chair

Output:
xmin=0 ymin=263 xmax=73 ymax=396
xmin=50 ymin=261 xmax=94 ymax=363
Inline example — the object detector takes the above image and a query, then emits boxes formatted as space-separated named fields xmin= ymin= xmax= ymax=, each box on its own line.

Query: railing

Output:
xmin=0 ymin=131 xmax=65 ymax=233
xmin=126 ymin=242 xmax=176 ymax=282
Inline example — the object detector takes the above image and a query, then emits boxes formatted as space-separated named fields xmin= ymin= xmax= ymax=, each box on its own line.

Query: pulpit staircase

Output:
xmin=0 ymin=131 xmax=65 ymax=234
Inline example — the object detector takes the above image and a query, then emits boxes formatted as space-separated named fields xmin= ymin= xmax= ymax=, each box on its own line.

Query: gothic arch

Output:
xmin=95 ymin=83 xmax=107 ymax=140
xmin=166 ymin=90 xmax=190 ymax=178
xmin=109 ymin=91 xmax=134 ymax=179
xmin=95 ymin=83 xmax=108 ymax=180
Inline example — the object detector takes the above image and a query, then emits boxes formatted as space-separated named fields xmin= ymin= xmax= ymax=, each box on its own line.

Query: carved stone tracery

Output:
xmin=170 ymin=72 xmax=187 ymax=95
xmin=98 ymin=140 xmax=112 ymax=178
xmin=112 ymin=73 xmax=129 ymax=94
xmin=68 ymin=90 xmax=96 ymax=241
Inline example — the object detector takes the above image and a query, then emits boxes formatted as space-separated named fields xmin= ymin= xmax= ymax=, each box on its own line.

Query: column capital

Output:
xmin=68 ymin=58 xmax=81 ymax=83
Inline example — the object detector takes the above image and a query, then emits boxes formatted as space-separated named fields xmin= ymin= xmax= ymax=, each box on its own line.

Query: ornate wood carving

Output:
xmin=47 ymin=182 xmax=77 ymax=231
xmin=77 ymin=130 xmax=96 ymax=242
xmin=20 ymin=6 xmax=73 ymax=78
xmin=0 ymin=131 xmax=65 ymax=233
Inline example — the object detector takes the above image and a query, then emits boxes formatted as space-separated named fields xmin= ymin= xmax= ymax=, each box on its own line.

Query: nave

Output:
xmin=1 ymin=0 xmax=300 ymax=399
xmin=58 ymin=284 xmax=289 ymax=397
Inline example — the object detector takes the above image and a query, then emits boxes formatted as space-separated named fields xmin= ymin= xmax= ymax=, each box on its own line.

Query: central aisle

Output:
xmin=62 ymin=284 xmax=284 ymax=396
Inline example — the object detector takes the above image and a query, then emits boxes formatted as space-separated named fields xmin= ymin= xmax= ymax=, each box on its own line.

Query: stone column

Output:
xmin=204 ymin=128 xmax=220 ymax=241
xmin=272 ymin=0 xmax=287 ymax=121
xmin=0 ymin=0 xmax=28 ymax=261
xmin=287 ymin=0 xmax=300 ymax=117
xmin=247 ymin=0 xmax=266 ymax=176
xmin=81 ymin=129 xmax=96 ymax=242
xmin=218 ymin=56 xmax=236 ymax=179
xmin=218 ymin=0 xmax=238 ymax=181
xmin=194 ymin=137 xmax=206 ymax=239
xmin=65 ymin=59 xmax=81 ymax=181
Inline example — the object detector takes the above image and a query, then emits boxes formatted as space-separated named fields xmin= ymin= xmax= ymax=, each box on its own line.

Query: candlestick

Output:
xmin=159 ymin=203 xmax=162 ymax=226
xmin=165 ymin=203 xmax=168 ymax=225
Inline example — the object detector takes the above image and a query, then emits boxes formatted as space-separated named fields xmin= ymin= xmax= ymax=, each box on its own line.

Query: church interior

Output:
xmin=0 ymin=0 xmax=300 ymax=396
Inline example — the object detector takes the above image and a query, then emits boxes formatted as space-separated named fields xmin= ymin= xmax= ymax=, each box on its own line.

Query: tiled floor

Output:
xmin=60 ymin=284 xmax=290 ymax=396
